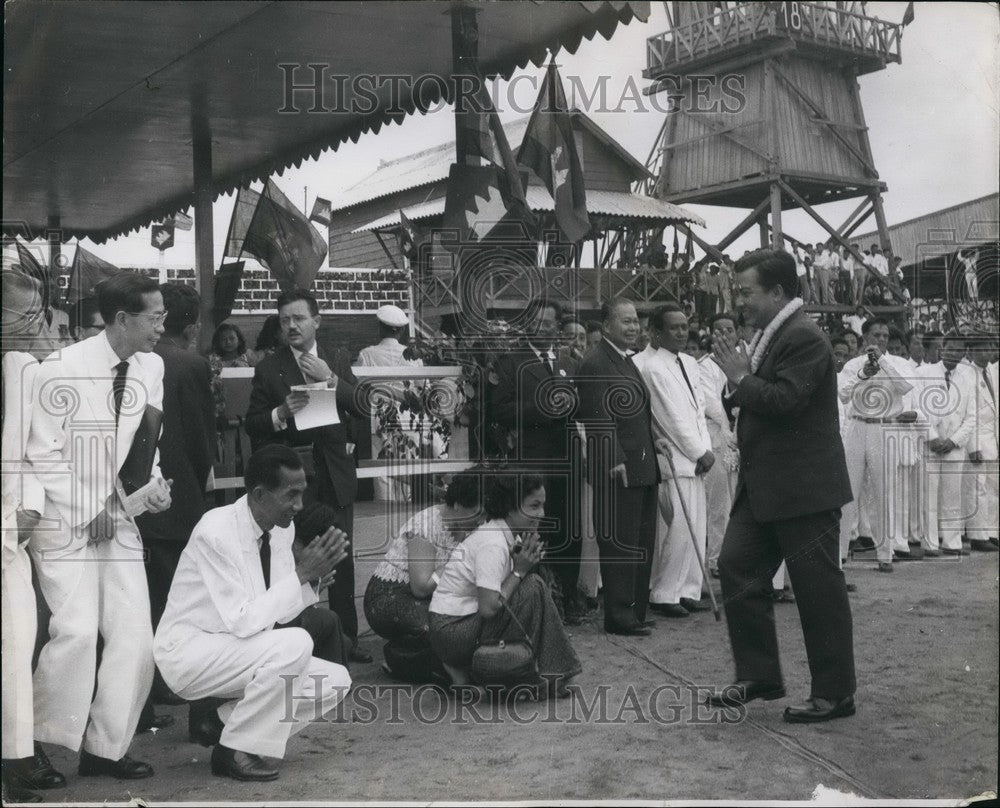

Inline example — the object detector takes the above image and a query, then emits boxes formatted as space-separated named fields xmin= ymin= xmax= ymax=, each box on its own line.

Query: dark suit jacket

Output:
xmin=136 ymin=341 xmax=215 ymax=543
xmin=727 ymin=309 xmax=852 ymax=522
xmin=245 ymin=345 xmax=363 ymax=508
xmin=574 ymin=340 xmax=659 ymax=489
xmin=490 ymin=348 xmax=577 ymax=461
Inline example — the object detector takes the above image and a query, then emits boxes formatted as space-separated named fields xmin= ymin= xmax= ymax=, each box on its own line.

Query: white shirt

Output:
xmin=916 ymin=362 xmax=978 ymax=452
xmin=839 ymin=352 xmax=914 ymax=420
xmin=272 ymin=342 xmax=320 ymax=431
xmin=429 ymin=519 xmax=515 ymax=617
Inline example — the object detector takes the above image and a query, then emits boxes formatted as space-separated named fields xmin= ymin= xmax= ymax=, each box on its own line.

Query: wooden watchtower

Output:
xmin=644 ymin=1 xmax=907 ymax=309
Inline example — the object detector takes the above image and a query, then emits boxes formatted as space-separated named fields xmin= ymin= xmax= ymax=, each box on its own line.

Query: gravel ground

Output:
xmin=26 ymin=503 xmax=999 ymax=804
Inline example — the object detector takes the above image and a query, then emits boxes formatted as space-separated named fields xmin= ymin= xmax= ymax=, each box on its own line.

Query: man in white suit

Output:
xmin=22 ymin=273 xmax=171 ymax=780
xmin=920 ymin=334 xmax=979 ymax=555
xmin=963 ymin=337 xmax=998 ymax=552
xmin=639 ymin=304 xmax=714 ymax=618
xmin=154 ymin=445 xmax=351 ymax=782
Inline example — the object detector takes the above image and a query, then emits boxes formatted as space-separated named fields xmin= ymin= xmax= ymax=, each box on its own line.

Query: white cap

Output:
xmin=376 ymin=304 xmax=409 ymax=328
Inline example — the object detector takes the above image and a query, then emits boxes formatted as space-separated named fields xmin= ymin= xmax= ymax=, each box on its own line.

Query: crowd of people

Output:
xmin=2 ymin=250 xmax=997 ymax=799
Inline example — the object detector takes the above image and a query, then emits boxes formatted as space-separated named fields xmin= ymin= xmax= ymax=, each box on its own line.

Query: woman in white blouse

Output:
xmin=428 ymin=473 xmax=582 ymax=696
xmin=363 ymin=472 xmax=480 ymax=681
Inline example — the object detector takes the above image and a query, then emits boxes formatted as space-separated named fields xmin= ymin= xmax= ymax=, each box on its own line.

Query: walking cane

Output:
xmin=661 ymin=447 xmax=722 ymax=622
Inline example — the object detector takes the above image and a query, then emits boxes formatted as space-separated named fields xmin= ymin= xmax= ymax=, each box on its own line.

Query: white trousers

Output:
xmin=966 ymin=464 xmax=999 ymax=540
xmin=840 ymin=421 xmax=892 ymax=562
xmin=704 ymin=455 xmax=735 ymax=572
xmin=2 ymin=545 xmax=36 ymax=759
xmin=650 ymin=476 xmax=706 ymax=605
xmin=29 ymin=509 xmax=153 ymax=759
xmin=157 ymin=628 xmax=351 ymax=759
xmin=924 ymin=453 xmax=967 ymax=551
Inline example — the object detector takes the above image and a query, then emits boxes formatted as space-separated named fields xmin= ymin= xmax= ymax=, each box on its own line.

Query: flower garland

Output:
xmin=746 ymin=297 xmax=804 ymax=373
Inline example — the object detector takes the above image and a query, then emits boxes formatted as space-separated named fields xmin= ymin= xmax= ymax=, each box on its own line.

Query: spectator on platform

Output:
xmin=363 ymin=471 xmax=481 ymax=683
xmin=429 ymin=473 xmax=582 ymax=695
xmin=209 ymin=322 xmax=252 ymax=368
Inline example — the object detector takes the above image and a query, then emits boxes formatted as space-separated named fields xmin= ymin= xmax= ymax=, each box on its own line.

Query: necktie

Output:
xmin=259 ymin=530 xmax=271 ymax=589
xmin=944 ymin=368 xmax=952 ymax=390
xmin=677 ymin=355 xmax=696 ymax=401
xmin=112 ymin=360 xmax=129 ymax=425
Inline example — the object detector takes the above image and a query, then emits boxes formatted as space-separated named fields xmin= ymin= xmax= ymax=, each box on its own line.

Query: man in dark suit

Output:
xmin=135 ymin=284 xmax=216 ymax=731
xmin=709 ymin=248 xmax=855 ymax=724
xmin=245 ymin=289 xmax=371 ymax=663
xmin=575 ymin=299 xmax=661 ymax=636
xmin=490 ymin=301 xmax=582 ymax=621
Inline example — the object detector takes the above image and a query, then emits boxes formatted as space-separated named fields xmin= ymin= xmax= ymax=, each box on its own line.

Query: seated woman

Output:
xmin=429 ymin=473 xmax=582 ymax=696
xmin=363 ymin=472 xmax=481 ymax=682
xmin=208 ymin=322 xmax=252 ymax=369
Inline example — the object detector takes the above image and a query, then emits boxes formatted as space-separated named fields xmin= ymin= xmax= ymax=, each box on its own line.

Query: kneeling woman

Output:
xmin=363 ymin=472 xmax=480 ymax=681
xmin=428 ymin=474 xmax=582 ymax=694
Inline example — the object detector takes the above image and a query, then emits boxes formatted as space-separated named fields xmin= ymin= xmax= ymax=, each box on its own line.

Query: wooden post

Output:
xmin=758 ymin=217 xmax=769 ymax=248
xmin=870 ymin=190 xmax=892 ymax=253
xmin=451 ymin=4 xmax=479 ymax=167
xmin=769 ymin=182 xmax=783 ymax=249
xmin=192 ymin=114 xmax=215 ymax=352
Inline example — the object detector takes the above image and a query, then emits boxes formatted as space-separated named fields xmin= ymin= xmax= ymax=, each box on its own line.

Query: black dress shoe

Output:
xmin=138 ymin=711 xmax=175 ymax=733
xmin=923 ymin=549 xmax=940 ymax=557
xmin=210 ymin=744 xmax=278 ymax=782
xmin=970 ymin=539 xmax=998 ymax=553
xmin=942 ymin=547 xmax=970 ymax=556
xmin=605 ymin=624 xmax=651 ymax=637
xmin=2 ymin=780 xmax=43 ymax=803
xmin=78 ymin=751 xmax=153 ymax=780
xmin=783 ymin=695 xmax=856 ymax=724
xmin=649 ymin=603 xmax=689 ymax=618
xmin=679 ymin=597 xmax=711 ymax=612
xmin=639 ymin=618 xmax=656 ymax=629
xmin=989 ymin=537 xmax=999 ymax=548
xmin=706 ymin=680 xmax=786 ymax=707
xmin=188 ymin=703 xmax=225 ymax=747
xmin=349 ymin=645 xmax=373 ymax=664
xmin=3 ymin=743 xmax=66 ymax=791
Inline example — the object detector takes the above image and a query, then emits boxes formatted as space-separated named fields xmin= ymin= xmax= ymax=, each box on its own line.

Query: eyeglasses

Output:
xmin=126 ymin=311 xmax=167 ymax=327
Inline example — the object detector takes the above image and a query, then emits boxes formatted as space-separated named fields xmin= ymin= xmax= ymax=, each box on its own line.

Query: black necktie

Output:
xmin=113 ymin=360 xmax=129 ymax=425
xmin=944 ymin=368 xmax=952 ymax=390
xmin=677 ymin=356 xmax=696 ymax=401
xmin=259 ymin=530 xmax=271 ymax=589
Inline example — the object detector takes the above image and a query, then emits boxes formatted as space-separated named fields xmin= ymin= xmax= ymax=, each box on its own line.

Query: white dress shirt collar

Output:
xmin=290 ymin=343 xmax=318 ymax=364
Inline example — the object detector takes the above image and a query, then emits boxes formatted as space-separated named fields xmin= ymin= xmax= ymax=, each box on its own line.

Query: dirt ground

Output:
xmin=26 ymin=502 xmax=999 ymax=805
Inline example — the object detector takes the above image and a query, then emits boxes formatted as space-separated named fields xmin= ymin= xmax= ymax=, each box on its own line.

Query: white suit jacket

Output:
xmin=968 ymin=361 xmax=999 ymax=460
xmin=22 ymin=333 xmax=164 ymax=531
xmin=917 ymin=362 xmax=977 ymax=457
xmin=2 ymin=352 xmax=40 ymax=569
xmin=698 ymin=355 xmax=734 ymax=450
xmin=154 ymin=495 xmax=319 ymax=660
xmin=639 ymin=348 xmax=711 ymax=478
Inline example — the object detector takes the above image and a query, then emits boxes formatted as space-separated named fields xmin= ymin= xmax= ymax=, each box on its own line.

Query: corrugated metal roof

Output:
xmin=333 ymin=112 xmax=652 ymax=213
xmin=351 ymin=187 xmax=705 ymax=232
xmin=852 ymin=194 xmax=999 ymax=266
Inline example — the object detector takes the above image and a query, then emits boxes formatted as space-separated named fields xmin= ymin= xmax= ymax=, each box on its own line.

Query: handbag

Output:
xmin=470 ymin=597 xmax=540 ymax=688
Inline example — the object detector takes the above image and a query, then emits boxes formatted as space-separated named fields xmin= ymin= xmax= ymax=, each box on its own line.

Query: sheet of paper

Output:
xmin=291 ymin=381 xmax=341 ymax=430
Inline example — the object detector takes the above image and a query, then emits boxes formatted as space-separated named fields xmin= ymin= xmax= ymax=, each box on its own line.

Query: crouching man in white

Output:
xmin=154 ymin=445 xmax=351 ymax=782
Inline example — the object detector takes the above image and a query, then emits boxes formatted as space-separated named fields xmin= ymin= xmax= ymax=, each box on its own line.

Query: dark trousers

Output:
xmin=323 ymin=503 xmax=358 ymax=643
xmin=592 ymin=481 xmax=657 ymax=630
xmin=279 ymin=605 xmax=350 ymax=667
xmin=145 ymin=542 xmax=184 ymax=630
xmin=540 ymin=471 xmax=580 ymax=608
xmin=718 ymin=493 xmax=856 ymax=699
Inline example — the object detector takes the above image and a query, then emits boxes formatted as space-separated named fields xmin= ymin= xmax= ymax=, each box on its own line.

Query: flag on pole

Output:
xmin=225 ymin=186 xmax=262 ymax=259
xmin=517 ymin=63 xmax=590 ymax=244
xmin=240 ymin=180 xmax=328 ymax=291
xmin=901 ymin=1 xmax=914 ymax=26
xmin=213 ymin=261 xmax=246 ymax=323
xmin=309 ymin=197 xmax=333 ymax=227
xmin=66 ymin=245 xmax=123 ymax=303
xmin=2 ymin=240 xmax=46 ymax=337
xmin=163 ymin=211 xmax=193 ymax=231
xmin=16 ymin=241 xmax=51 ymax=316
xmin=398 ymin=210 xmax=426 ymax=261
xmin=442 ymin=163 xmax=512 ymax=248
xmin=151 ymin=222 xmax=175 ymax=251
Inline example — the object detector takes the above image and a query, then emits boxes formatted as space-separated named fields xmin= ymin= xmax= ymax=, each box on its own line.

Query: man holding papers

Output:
xmin=245 ymin=289 xmax=370 ymax=662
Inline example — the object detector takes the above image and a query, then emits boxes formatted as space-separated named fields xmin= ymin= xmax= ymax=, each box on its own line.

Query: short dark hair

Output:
xmin=649 ymin=302 xmax=684 ymax=331
xmin=255 ymin=314 xmax=283 ymax=351
xmin=942 ymin=331 xmax=966 ymax=348
xmin=69 ymin=297 xmax=102 ymax=334
xmin=831 ymin=336 xmax=849 ymax=350
xmin=482 ymin=473 xmax=545 ymax=520
xmin=887 ymin=327 xmax=906 ymax=345
xmin=444 ymin=470 xmax=481 ymax=509
xmin=276 ymin=288 xmax=319 ymax=317
xmin=244 ymin=444 xmax=303 ymax=491
xmin=584 ymin=319 xmax=602 ymax=335
xmin=905 ymin=328 xmax=922 ymax=344
xmin=709 ymin=312 xmax=737 ymax=331
xmin=600 ymin=298 xmax=635 ymax=324
xmin=861 ymin=317 xmax=889 ymax=335
xmin=96 ymin=272 xmax=160 ymax=323
xmin=211 ymin=322 xmax=246 ymax=355
xmin=922 ymin=329 xmax=944 ymax=347
xmin=686 ymin=329 xmax=701 ymax=345
xmin=160 ymin=283 xmax=200 ymax=335
xmin=733 ymin=249 xmax=798 ymax=300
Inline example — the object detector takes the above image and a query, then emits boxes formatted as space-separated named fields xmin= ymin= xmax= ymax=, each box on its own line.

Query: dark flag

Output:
xmin=309 ymin=197 xmax=333 ymax=227
xmin=213 ymin=261 xmax=246 ymax=324
xmin=237 ymin=180 xmax=328 ymax=291
xmin=163 ymin=211 xmax=193 ymax=231
xmin=517 ymin=63 xmax=590 ymax=244
xmin=442 ymin=163 xmax=512 ymax=248
xmin=2 ymin=240 xmax=46 ymax=337
xmin=151 ymin=222 xmax=175 ymax=251
xmin=398 ymin=210 xmax=425 ymax=261
xmin=901 ymin=1 xmax=914 ymax=26
xmin=16 ymin=241 xmax=51 ymax=317
xmin=225 ymin=186 xmax=262 ymax=259
xmin=66 ymin=245 xmax=123 ymax=303
xmin=671 ymin=225 xmax=681 ymax=270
